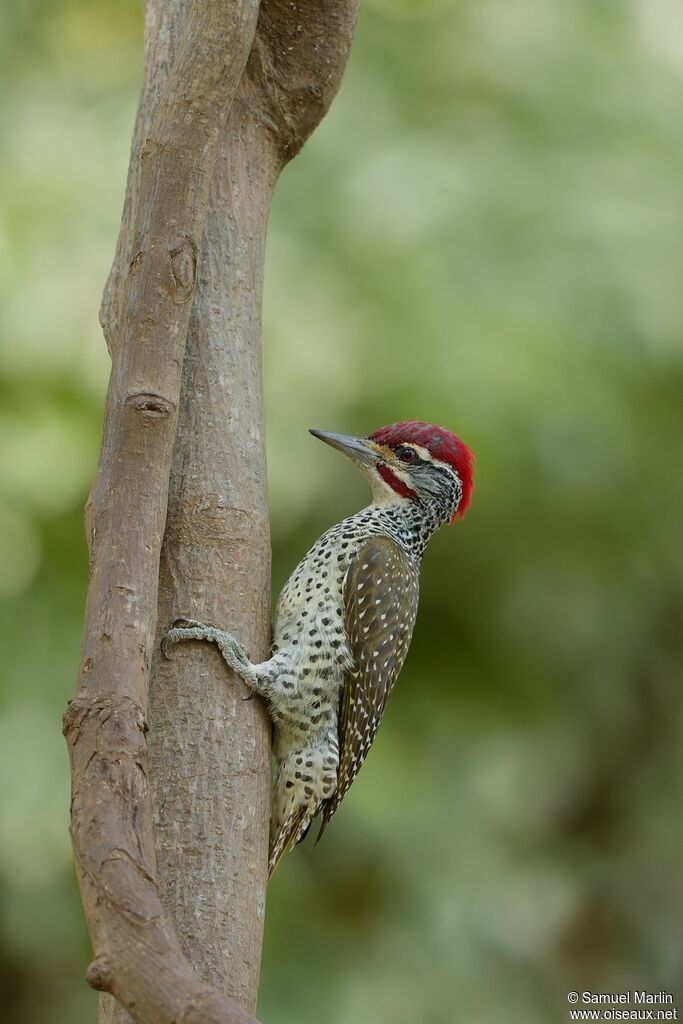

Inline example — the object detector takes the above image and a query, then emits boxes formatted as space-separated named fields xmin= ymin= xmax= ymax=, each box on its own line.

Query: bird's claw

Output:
xmin=172 ymin=617 xmax=202 ymax=630
xmin=161 ymin=620 xmax=255 ymax=697
xmin=160 ymin=632 xmax=175 ymax=661
xmin=161 ymin=618 xmax=205 ymax=660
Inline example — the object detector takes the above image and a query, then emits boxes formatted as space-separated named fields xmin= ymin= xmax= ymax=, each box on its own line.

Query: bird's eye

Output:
xmin=396 ymin=446 xmax=417 ymax=464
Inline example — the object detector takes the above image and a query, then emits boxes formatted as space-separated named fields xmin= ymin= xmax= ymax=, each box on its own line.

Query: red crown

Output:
xmin=369 ymin=421 xmax=474 ymax=520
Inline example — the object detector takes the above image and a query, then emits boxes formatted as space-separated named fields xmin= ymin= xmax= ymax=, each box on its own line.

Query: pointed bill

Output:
xmin=309 ymin=429 xmax=381 ymax=467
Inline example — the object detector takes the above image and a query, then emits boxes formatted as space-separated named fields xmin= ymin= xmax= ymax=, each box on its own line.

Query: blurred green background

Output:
xmin=1 ymin=0 xmax=682 ymax=1021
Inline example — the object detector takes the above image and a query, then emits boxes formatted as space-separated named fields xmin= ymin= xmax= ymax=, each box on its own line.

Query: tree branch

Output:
xmin=148 ymin=107 xmax=276 ymax=1018
xmin=243 ymin=0 xmax=360 ymax=163
xmin=66 ymin=1 xmax=360 ymax=1022
xmin=64 ymin=695 xmax=257 ymax=1024
xmin=66 ymin=2 xmax=261 ymax=1022
xmin=148 ymin=0 xmax=360 ymax=1013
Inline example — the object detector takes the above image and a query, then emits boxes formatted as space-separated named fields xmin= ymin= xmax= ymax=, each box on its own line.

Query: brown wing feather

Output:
xmin=318 ymin=535 xmax=420 ymax=837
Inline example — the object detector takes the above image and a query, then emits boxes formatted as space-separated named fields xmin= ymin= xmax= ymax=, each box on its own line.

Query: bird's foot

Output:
xmin=161 ymin=618 xmax=257 ymax=697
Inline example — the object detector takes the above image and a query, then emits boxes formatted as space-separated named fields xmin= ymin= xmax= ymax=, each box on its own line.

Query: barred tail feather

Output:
xmin=268 ymin=806 xmax=314 ymax=879
xmin=314 ymin=802 xmax=335 ymax=846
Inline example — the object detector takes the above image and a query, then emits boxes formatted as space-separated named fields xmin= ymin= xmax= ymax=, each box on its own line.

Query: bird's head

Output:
xmin=310 ymin=421 xmax=474 ymax=524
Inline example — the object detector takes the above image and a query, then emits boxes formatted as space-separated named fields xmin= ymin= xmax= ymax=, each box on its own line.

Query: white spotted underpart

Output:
xmin=164 ymin=478 xmax=460 ymax=876
xmin=260 ymin=496 xmax=446 ymax=875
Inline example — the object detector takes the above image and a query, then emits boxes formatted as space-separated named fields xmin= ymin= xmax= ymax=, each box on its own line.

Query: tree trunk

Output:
xmin=65 ymin=2 xmax=359 ymax=1023
xmin=148 ymin=104 xmax=279 ymax=1016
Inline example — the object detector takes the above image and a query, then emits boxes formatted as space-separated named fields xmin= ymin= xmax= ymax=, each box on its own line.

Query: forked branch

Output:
xmin=65 ymin=2 xmax=260 ymax=1021
xmin=65 ymin=1 xmax=360 ymax=1022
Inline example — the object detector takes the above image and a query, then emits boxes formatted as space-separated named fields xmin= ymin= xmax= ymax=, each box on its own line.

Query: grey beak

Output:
xmin=309 ymin=429 xmax=381 ymax=467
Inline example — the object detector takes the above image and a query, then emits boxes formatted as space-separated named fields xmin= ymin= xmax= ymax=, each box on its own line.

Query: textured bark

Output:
xmin=148 ymin=1 xmax=360 ymax=1016
xmin=66 ymin=1 xmax=359 ymax=1023
xmin=148 ymin=110 xmax=277 ymax=1016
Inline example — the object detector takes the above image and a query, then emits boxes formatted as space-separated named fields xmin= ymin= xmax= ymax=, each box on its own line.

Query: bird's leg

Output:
xmin=161 ymin=618 xmax=261 ymax=699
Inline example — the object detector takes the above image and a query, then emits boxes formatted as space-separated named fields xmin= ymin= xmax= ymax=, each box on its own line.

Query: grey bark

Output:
xmin=149 ymin=107 xmax=278 ymax=1014
xmin=65 ymin=1 xmax=359 ymax=1023
xmin=147 ymin=0 xmax=361 ymax=1011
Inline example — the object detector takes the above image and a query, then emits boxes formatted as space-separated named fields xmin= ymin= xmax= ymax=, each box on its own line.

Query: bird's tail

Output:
xmin=268 ymin=806 xmax=313 ymax=880
xmin=313 ymin=803 xmax=332 ymax=847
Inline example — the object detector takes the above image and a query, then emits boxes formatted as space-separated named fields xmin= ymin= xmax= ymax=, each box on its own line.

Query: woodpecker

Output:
xmin=162 ymin=421 xmax=474 ymax=877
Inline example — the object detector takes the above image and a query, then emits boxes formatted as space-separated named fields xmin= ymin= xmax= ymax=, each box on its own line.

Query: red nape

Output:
xmin=377 ymin=464 xmax=417 ymax=500
xmin=370 ymin=420 xmax=475 ymax=520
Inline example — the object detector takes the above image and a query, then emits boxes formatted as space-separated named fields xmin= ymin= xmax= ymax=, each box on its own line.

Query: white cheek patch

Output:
xmin=389 ymin=465 xmax=414 ymax=487
xmin=369 ymin=467 xmax=411 ymax=504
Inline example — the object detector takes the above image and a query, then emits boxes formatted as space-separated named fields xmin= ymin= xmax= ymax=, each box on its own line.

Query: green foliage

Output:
xmin=1 ymin=1 xmax=682 ymax=1020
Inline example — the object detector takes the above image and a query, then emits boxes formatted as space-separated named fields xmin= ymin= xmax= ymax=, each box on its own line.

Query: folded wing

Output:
xmin=318 ymin=534 xmax=420 ymax=837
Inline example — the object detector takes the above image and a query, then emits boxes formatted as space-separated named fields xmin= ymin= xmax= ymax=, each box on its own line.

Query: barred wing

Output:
xmin=319 ymin=535 xmax=420 ymax=834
